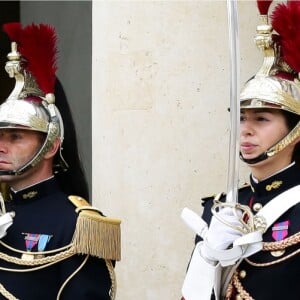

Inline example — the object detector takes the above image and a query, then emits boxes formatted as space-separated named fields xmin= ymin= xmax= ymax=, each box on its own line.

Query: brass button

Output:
xmin=271 ymin=250 xmax=285 ymax=257
xmin=239 ymin=270 xmax=247 ymax=279
xmin=253 ymin=202 xmax=262 ymax=212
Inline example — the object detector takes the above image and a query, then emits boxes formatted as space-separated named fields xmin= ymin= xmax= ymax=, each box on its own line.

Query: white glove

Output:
xmin=201 ymin=207 xmax=243 ymax=266
xmin=206 ymin=207 xmax=242 ymax=250
xmin=181 ymin=207 xmax=241 ymax=249
xmin=0 ymin=212 xmax=14 ymax=239
xmin=181 ymin=207 xmax=263 ymax=267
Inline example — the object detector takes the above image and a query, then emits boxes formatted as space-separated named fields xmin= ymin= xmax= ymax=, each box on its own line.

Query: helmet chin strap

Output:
xmin=0 ymin=170 xmax=18 ymax=176
xmin=239 ymin=151 xmax=269 ymax=165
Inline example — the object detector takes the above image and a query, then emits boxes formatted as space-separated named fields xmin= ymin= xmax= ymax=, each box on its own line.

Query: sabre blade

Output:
xmin=226 ymin=0 xmax=240 ymax=203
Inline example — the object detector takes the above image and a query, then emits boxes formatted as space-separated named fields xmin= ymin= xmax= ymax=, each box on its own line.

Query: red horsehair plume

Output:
xmin=3 ymin=22 xmax=58 ymax=95
xmin=3 ymin=22 xmax=22 ymax=43
xmin=271 ymin=1 xmax=300 ymax=74
xmin=257 ymin=0 xmax=273 ymax=15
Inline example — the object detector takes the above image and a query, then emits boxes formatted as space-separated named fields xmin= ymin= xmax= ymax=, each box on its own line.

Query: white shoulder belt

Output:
xmin=255 ymin=184 xmax=300 ymax=230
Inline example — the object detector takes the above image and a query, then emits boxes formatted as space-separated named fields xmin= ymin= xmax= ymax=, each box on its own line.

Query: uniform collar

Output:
xmin=9 ymin=177 xmax=59 ymax=203
xmin=250 ymin=162 xmax=300 ymax=198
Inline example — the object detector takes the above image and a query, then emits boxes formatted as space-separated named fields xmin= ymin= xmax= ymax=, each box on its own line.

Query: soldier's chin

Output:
xmin=241 ymin=152 xmax=256 ymax=160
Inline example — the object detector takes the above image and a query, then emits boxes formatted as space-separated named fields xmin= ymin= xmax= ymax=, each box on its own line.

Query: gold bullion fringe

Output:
xmin=72 ymin=209 xmax=121 ymax=261
xmin=68 ymin=195 xmax=121 ymax=261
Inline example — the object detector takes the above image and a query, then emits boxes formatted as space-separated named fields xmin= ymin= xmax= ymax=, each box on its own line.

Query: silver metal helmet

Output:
xmin=0 ymin=23 xmax=68 ymax=176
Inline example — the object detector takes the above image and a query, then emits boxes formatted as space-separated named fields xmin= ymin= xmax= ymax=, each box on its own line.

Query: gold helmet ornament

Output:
xmin=0 ymin=22 xmax=68 ymax=175
xmin=240 ymin=0 xmax=300 ymax=164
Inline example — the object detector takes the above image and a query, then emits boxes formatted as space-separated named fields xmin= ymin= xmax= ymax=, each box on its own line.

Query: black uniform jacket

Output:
xmin=197 ymin=162 xmax=300 ymax=300
xmin=0 ymin=177 xmax=112 ymax=300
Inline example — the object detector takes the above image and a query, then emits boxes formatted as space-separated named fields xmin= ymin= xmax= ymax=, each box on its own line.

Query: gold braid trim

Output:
xmin=56 ymin=256 xmax=117 ymax=300
xmin=225 ymin=271 xmax=254 ymax=300
xmin=262 ymin=232 xmax=300 ymax=251
xmin=0 ymin=246 xmax=75 ymax=271
xmin=105 ymin=259 xmax=117 ymax=300
xmin=57 ymin=256 xmax=117 ymax=300
xmin=56 ymin=255 xmax=89 ymax=300
xmin=0 ymin=283 xmax=19 ymax=300
xmin=245 ymin=232 xmax=300 ymax=267
xmin=225 ymin=280 xmax=234 ymax=300
xmin=245 ymin=248 xmax=300 ymax=267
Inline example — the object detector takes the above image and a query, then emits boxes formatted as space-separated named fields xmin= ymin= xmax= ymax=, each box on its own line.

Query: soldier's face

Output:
xmin=0 ymin=128 xmax=43 ymax=182
xmin=240 ymin=108 xmax=295 ymax=174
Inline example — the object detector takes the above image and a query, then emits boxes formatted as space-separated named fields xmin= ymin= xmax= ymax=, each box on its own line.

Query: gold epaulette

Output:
xmin=68 ymin=195 xmax=121 ymax=261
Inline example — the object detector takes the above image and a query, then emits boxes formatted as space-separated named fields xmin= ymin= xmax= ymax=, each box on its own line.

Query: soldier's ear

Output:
xmin=44 ymin=138 xmax=61 ymax=159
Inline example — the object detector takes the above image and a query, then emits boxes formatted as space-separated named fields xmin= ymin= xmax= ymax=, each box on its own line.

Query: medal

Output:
xmin=271 ymin=221 xmax=289 ymax=257
xmin=272 ymin=221 xmax=289 ymax=241
xmin=21 ymin=233 xmax=52 ymax=260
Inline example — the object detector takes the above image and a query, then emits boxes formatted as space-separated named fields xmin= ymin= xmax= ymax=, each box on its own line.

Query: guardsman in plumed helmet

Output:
xmin=0 ymin=22 xmax=121 ymax=300
xmin=181 ymin=1 xmax=300 ymax=300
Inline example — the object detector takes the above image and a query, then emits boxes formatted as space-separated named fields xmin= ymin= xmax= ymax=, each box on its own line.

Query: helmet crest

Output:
xmin=3 ymin=22 xmax=57 ymax=101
